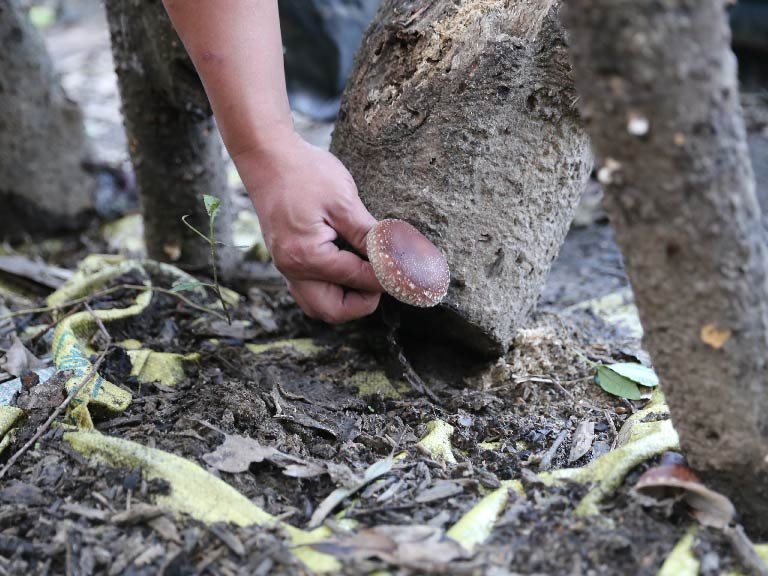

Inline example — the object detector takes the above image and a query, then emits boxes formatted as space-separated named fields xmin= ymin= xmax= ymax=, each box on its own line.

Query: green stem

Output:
xmin=209 ymin=216 xmax=231 ymax=325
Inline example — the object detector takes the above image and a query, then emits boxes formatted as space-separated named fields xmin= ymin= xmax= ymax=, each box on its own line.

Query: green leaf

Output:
xmin=29 ymin=6 xmax=56 ymax=29
xmin=203 ymin=195 xmax=221 ymax=219
xmin=605 ymin=362 xmax=659 ymax=388
xmin=595 ymin=365 xmax=642 ymax=400
xmin=170 ymin=281 xmax=206 ymax=293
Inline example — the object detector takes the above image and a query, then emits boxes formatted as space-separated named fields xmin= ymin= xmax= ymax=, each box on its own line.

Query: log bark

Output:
xmin=331 ymin=0 xmax=592 ymax=355
xmin=0 ymin=0 xmax=93 ymax=239
xmin=563 ymin=0 xmax=768 ymax=534
xmin=104 ymin=0 xmax=232 ymax=270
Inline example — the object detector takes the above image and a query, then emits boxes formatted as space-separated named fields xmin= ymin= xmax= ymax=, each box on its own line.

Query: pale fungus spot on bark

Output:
xmin=700 ymin=323 xmax=732 ymax=349
xmin=627 ymin=112 xmax=649 ymax=136
xmin=162 ymin=243 xmax=182 ymax=261
xmin=597 ymin=158 xmax=623 ymax=185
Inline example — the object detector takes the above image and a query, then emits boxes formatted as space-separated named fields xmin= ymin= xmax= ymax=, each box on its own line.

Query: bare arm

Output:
xmin=163 ymin=0 xmax=382 ymax=323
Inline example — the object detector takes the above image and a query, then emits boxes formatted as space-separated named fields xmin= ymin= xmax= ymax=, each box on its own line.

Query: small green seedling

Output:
xmin=174 ymin=195 xmax=232 ymax=324
xmin=579 ymin=353 xmax=659 ymax=400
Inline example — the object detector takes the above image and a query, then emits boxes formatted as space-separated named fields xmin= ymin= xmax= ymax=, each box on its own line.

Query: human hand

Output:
xmin=234 ymin=130 xmax=382 ymax=324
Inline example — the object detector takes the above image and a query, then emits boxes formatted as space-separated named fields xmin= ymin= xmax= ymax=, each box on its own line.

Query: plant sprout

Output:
xmin=174 ymin=195 xmax=232 ymax=324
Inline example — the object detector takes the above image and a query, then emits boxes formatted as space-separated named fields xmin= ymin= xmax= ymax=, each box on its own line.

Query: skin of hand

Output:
xmin=162 ymin=0 xmax=382 ymax=323
xmin=234 ymin=132 xmax=382 ymax=323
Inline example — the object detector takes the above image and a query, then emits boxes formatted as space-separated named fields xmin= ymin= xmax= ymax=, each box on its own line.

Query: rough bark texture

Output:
xmin=104 ymin=0 xmax=232 ymax=270
xmin=332 ymin=0 xmax=592 ymax=355
xmin=0 ymin=0 xmax=93 ymax=239
xmin=564 ymin=0 xmax=768 ymax=534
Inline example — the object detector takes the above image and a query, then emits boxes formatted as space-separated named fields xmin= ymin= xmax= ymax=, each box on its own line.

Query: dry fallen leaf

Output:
xmin=312 ymin=524 xmax=467 ymax=568
xmin=0 ymin=335 xmax=45 ymax=377
xmin=203 ymin=434 xmax=279 ymax=473
xmin=309 ymin=456 xmax=393 ymax=528
xmin=568 ymin=420 xmax=595 ymax=463
xmin=202 ymin=433 xmax=325 ymax=477
xmin=700 ymin=323 xmax=731 ymax=349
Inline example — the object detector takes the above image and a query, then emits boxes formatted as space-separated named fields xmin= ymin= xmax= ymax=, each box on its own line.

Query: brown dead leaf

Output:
xmin=202 ymin=434 xmax=278 ymax=473
xmin=202 ymin=433 xmax=325 ymax=477
xmin=0 ymin=255 xmax=72 ymax=289
xmin=700 ymin=324 xmax=731 ymax=349
xmin=0 ymin=335 xmax=45 ymax=377
xmin=312 ymin=524 xmax=467 ymax=568
xmin=15 ymin=369 xmax=67 ymax=411
xmin=569 ymin=420 xmax=595 ymax=463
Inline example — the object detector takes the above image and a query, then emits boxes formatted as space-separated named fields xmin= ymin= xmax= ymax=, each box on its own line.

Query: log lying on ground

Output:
xmin=564 ymin=0 xmax=768 ymax=535
xmin=332 ymin=0 xmax=592 ymax=355
xmin=104 ymin=0 xmax=232 ymax=271
xmin=0 ymin=1 xmax=93 ymax=239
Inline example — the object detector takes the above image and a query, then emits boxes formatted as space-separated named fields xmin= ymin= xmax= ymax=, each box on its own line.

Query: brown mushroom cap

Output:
xmin=366 ymin=219 xmax=450 ymax=307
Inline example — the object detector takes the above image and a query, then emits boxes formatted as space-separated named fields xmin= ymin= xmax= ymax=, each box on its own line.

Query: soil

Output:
xmin=0 ymin=216 xmax=748 ymax=575
xmin=0 ymin=3 xmax=758 ymax=576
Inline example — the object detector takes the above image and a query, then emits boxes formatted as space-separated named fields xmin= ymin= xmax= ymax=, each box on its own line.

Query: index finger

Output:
xmin=308 ymin=243 xmax=383 ymax=293
xmin=288 ymin=279 xmax=381 ymax=324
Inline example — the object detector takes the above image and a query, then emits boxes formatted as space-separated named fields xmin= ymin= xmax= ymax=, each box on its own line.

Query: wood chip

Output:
xmin=60 ymin=503 xmax=109 ymax=522
xmin=209 ymin=524 xmax=245 ymax=557
xmin=415 ymin=480 xmax=464 ymax=503
xmin=111 ymin=503 xmax=164 ymax=525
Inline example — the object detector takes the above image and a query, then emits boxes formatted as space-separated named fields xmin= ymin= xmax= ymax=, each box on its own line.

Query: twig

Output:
xmin=29 ymin=303 xmax=84 ymax=344
xmin=604 ymin=409 xmax=619 ymax=449
xmin=379 ymin=299 xmax=440 ymax=403
xmin=538 ymin=429 xmax=569 ymax=472
xmin=126 ymin=284 xmax=228 ymax=322
xmin=0 ymin=305 xmax=111 ymax=480
xmin=397 ymin=348 xmax=440 ymax=403
xmin=724 ymin=524 xmax=768 ymax=576
xmin=0 ymin=283 xmax=228 ymax=322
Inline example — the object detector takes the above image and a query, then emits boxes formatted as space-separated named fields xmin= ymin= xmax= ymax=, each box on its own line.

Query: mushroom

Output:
xmin=634 ymin=463 xmax=735 ymax=528
xmin=366 ymin=219 xmax=450 ymax=307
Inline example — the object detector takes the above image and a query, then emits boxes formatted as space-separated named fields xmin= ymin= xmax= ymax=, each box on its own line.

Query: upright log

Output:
xmin=104 ymin=0 xmax=232 ymax=270
xmin=0 ymin=0 xmax=93 ymax=239
xmin=564 ymin=0 xmax=768 ymax=534
xmin=332 ymin=0 xmax=592 ymax=355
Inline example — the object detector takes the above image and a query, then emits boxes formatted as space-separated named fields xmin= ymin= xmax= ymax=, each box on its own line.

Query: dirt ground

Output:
xmin=2 ymin=223 xmax=712 ymax=576
xmin=0 ymin=3 xmax=756 ymax=576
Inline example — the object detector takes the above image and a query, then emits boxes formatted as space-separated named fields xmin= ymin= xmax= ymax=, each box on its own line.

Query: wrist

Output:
xmin=232 ymin=127 xmax=306 ymax=210
xmin=229 ymin=121 xmax=299 ymax=164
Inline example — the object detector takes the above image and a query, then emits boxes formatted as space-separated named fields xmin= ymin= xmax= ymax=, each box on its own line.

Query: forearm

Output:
xmin=162 ymin=0 xmax=294 ymax=158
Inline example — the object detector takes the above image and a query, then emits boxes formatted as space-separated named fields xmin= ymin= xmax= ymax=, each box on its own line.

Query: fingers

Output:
xmin=312 ymin=243 xmax=382 ymax=292
xmin=327 ymin=188 xmax=377 ymax=256
xmin=273 ymin=239 xmax=382 ymax=292
xmin=288 ymin=279 xmax=381 ymax=324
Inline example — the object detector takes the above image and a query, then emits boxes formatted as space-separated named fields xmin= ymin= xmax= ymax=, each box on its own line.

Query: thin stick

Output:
xmin=125 ymin=284 xmax=229 ymax=322
xmin=604 ymin=409 xmax=619 ymax=449
xmin=381 ymin=307 xmax=440 ymax=403
xmin=538 ymin=429 xmax=569 ymax=472
xmin=0 ymin=305 xmax=111 ymax=480
xmin=724 ymin=524 xmax=768 ymax=576
xmin=30 ymin=303 xmax=84 ymax=344
xmin=0 ymin=283 xmax=227 ymax=322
